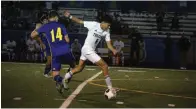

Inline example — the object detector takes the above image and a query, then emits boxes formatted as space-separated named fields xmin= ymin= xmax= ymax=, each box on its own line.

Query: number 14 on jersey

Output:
xmin=50 ymin=27 xmax=63 ymax=42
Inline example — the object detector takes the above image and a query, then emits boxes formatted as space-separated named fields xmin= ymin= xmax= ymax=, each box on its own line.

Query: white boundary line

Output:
xmin=118 ymin=70 xmax=146 ymax=72
xmin=59 ymin=71 xmax=102 ymax=108
xmin=2 ymin=62 xmax=196 ymax=72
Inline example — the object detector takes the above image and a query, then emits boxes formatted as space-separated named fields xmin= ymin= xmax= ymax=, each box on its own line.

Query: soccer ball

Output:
xmin=104 ymin=88 xmax=116 ymax=100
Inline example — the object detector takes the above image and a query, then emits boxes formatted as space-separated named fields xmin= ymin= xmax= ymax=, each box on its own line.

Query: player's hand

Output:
xmin=40 ymin=44 xmax=46 ymax=50
xmin=64 ymin=10 xmax=70 ymax=18
xmin=112 ymin=49 xmax=118 ymax=56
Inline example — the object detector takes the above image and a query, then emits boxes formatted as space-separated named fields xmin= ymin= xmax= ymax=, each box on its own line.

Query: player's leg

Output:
xmin=120 ymin=51 xmax=124 ymax=66
xmin=52 ymin=56 xmax=65 ymax=93
xmin=95 ymin=58 xmax=113 ymax=89
xmin=43 ymin=55 xmax=52 ymax=77
xmin=43 ymin=48 xmax=52 ymax=77
xmin=81 ymin=52 xmax=113 ymax=89
xmin=7 ymin=49 xmax=11 ymax=61
xmin=62 ymin=52 xmax=85 ymax=89
xmin=116 ymin=53 xmax=120 ymax=66
xmin=94 ymin=56 xmax=117 ymax=94
xmin=63 ymin=54 xmax=86 ymax=85
xmin=64 ymin=59 xmax=86 ymax=82
xmin=67 ymin=51 xmax=77 ymax=72
xmin=112 ymin=54 xmax=116 ymax=66
xmin=10 ymin=49 xmax=15 ymax=61
xmin=35 ymin=51 xmax=38 ymax=62
xmin=12 ymin=52 xmax=15 ymax=61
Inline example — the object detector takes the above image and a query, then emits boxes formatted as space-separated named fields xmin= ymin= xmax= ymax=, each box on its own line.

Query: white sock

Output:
xmin=64 ymin=71 xmax=73 ymax=80
xmin=105 ymin=76 xmax=112 ymax=89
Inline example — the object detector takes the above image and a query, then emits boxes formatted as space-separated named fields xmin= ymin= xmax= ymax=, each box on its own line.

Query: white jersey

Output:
xmin=83 ymin=21 xmax=111 ymax=53
xmin=35 ymin=43 xmax=41 ymax=51
xmin=6 ymin=40 xmax=16 ymax=49
xmin=26 ymin=39 xmax=36 ymax=50
xmin=113 ymin=40 xmax=124 ymax=52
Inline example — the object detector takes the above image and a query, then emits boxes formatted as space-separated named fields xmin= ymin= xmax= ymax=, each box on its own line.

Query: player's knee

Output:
xmin=102 ymin=63 xmax=108 ymax=70
xmin=52 ymin=71 xmax=59 ymax=77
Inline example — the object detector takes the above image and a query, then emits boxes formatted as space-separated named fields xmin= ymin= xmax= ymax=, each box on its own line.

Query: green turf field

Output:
xmin=2 ymin=62 xmax=196 ymax=108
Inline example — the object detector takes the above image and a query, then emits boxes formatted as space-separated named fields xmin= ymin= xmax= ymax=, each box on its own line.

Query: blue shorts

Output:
xmin=52 ymin=52 xmax=75 ymax=71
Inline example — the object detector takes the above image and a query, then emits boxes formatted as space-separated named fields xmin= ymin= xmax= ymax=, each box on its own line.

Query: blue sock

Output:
xmin=44 ymin=65 xmax=51 ymax=74
xmin=54 ymin=75 xmax=63 ymax=83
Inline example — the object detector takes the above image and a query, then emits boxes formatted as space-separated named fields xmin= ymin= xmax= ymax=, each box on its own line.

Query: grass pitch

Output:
xmin=2 ymin=62 xmax=196 ymax=108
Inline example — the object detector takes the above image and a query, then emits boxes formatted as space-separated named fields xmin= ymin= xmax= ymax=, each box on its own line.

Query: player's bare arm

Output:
xmin=34 ymin=23 xmax=46 ymax=49
xmin=64 ymin=34 xmax=70 ymax=43
xmin=37 ymin=37 xmax=46 ymax=49
xmin=31 ymin=30 xmax=39 ymax=39
xmin=106 ymin=41 xmax=117 ymax=55
xmin=31 ymin=23 xmax=42 ymax=39
xmin=64 ymin=11 xmax=84 ymax=24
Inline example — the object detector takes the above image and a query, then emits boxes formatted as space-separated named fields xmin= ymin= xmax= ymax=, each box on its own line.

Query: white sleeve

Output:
xmin=83 ymin=21 xmax=97 ymax=30
xmin=105 ymin=33 xmax=111 ymax=42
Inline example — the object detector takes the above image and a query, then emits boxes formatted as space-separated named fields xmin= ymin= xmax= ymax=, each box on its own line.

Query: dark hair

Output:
xmin=101 ymin=15 xmax=112 ymax=24
xmin=48 ymin=10 xmax=59 ymax=18
xmin=40 ymin=12 xmax=48 ymax=23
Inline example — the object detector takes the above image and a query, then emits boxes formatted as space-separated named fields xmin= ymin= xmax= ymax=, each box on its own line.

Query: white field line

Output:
xmin=2 ymin=62 xmax=196 ymax=72
xmin=86 ymin=68 xmax=96 ymax=71
xmin=118 ymin=70 xmax=146 ymax=72
xmin=59 ymin=71 xmax=102 ymax=108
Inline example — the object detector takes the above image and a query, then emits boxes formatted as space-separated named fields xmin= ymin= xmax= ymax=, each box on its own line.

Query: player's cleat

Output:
xmin=67 ymin=74 xmax=72 ymax=83
xmin=62 ymin=74 xmax=72 ymax=89
xmin=43 ymin=74 xmax=52 ymax=78
xmin=62 ymin=78 xmax=69 ymax=90
xmin=56 ymin=82 xmax=64 ymax=94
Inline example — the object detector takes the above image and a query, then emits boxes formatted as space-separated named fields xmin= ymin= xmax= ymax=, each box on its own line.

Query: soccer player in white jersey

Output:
xmin=63 ymin=11 xmax=118 ymax=92
xmin=26 ymin=37 xmax=37 ymax=61
xmin=6 ymin=39 xmax=16 ymax=61
xmin=113 ymin=37 xmax=124 ymax=66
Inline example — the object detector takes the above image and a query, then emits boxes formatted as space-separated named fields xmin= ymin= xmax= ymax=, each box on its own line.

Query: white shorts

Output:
xmin=80 ymin=46 xmax=101 ymax=63
xmin=28 ymin=48 xmax=35 ymax=52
